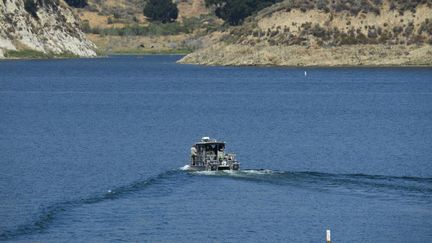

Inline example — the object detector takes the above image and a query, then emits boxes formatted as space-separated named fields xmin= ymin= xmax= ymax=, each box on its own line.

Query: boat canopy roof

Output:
xmin=193 ymin=137 xmax=225 ymax=147
xmin=194 ymin=141 xmax=225 ymax=146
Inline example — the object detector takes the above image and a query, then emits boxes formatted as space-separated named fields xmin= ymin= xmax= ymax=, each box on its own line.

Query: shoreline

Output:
xmin=2 ymin=55 xmax=431 ymax=68
xmin=107 ymin=50 xmax=191 ymax=56
xmin=178 ymin=44 xmax=432 ymax=67
xmin=3 ymin=48 xmax=432 ymax=68
xmin=0 ymin=49 xmax=191 ymax=60
xmin=179 ymin=62 xmax=432 ymax=68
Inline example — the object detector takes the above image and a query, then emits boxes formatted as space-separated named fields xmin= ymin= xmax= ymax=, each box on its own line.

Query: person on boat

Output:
xmin=191 ymin=145 xmax=197 ymax=165
xmin=218 ymin=146 xmax=225 ymax=162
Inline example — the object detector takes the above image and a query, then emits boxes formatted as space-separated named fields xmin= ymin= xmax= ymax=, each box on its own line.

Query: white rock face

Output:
xmin=0 ymin=0 xmax=96 ymax=57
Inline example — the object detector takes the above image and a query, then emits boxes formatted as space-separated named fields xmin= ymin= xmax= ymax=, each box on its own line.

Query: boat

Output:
xmin=189 ymin=137 xmax=240 ymax=171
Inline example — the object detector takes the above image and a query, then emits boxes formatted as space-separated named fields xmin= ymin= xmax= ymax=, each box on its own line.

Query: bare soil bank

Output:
xmin=178 ymin=43 xmax=432 ymax=66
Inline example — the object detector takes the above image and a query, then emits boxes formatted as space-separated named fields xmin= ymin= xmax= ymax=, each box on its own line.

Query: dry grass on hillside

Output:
xmin=72 ymin=0 xmax=214 ymax=54
xmin=179 ymin=0 xmax=432 ymax=66
xmin=258 ymin=5 xmax=431 ymax=36
xmin=88 ymin=33 xmax=196 ymax=54
xmin=220 ymin=0 xmax=432 ymax=47
xmin=74 ymin=0 xmax=208 ymax=29
xmin=180 ymin=42 xmax=432 ymax=66
xmin=177 ymin=0 xmax=209 ymax=20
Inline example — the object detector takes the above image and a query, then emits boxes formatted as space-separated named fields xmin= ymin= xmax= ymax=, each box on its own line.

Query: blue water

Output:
xmin=1 ymin=56 xmax=432 ymax=242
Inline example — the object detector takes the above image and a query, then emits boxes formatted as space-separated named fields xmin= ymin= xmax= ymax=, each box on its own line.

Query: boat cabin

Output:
xmin=190 ymin=137 xmax=239 ymax=171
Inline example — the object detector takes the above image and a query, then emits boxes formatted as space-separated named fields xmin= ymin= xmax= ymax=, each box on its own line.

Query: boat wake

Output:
xmin=2 ymin=166 xmax=431 ymax=241
xmin=179 ymin=164 xmax=191 ymax=171
xmin=187 ymin=168 xmax=432 ymax=203
xmin=0 ymin=169 xmax=185 ymax=241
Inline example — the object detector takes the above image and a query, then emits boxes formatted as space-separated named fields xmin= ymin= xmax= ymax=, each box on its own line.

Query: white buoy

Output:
xmin=108 ymin=190 xmax=112 ymax=193
xmin=304 ymin=71 xmax=307 ymax=76
xmin=326 ymin=229 xmax=331 ymax=243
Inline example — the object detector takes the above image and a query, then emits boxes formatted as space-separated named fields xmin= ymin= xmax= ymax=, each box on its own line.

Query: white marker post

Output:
xmin=326 ymin=229 xmax=331 ymax=243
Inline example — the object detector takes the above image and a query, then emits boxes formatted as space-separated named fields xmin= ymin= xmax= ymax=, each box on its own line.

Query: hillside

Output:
xmin=0 ymin=0 xmax=212 ymax=58
xmin=75 ymin=0 xmax=208 ymax=29
xmin=0 ymin=0 xmax=96 ymax=58
xmin=73 ymin=0 xmax=214 ymax=54
xmin=179 ymin=0 xmax=432 ymax=66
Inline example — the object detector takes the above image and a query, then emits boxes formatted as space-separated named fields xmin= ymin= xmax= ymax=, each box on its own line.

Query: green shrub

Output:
xmin=5 ymin=49 xmax=79 ymax=59
xmin=317 ymin=0 xmax=329 ymax=10
xmin=338 ymin=33 xmax=357 ymax=45
xmin=143 ymin=0 xmax=178 ymax=23
xmin=5 ymin=50 xmax=48 ymax=58
xmin=378 ymin=30 xmax=392 ymax=43
xmin=81 ymin=20 xmax=91 ymax=33
xmin=97 ymin=22 xmax=189 ymax=36
xmin=64 ymin=0 xmax=87 ymax=8
xmin=403 ymin=22 xmax=414 ymax=37
xmin=182 ymin=17 xmax=203 ymax=34
xmin=310 ymin=24 xmax=327 ymax=39
xmin=418 ymin=19 xmax=432 ymax=35
xmin=393 ymin=26 xmax=403 ymax=35
xmin=356 ymin=32 xmax=369 ymax=44
xmin=24 ymin=0 xmax=38 ymax=18
xmin=205 ymin=0 xmax=282 ymax=25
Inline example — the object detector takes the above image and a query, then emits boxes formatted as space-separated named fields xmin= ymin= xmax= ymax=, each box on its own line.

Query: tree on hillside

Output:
xmin=64 ymin=0 xmax=88 ymax=8
xmin=205 ymin=0 xmax=281 ymax=25
xmin=143 ymin=0 xmax=178 ymax=23
xmin=24 ymin=0 xmax=38 ymax=18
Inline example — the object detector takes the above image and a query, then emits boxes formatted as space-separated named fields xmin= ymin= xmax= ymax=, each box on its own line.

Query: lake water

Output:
xmin=1 ymin=56 xmax=432 ymax=242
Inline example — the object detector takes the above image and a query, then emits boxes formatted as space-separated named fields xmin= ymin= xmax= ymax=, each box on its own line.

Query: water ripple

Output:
xmin=2 ymin=168 xmax=431 ymax=241
xmin=0 ymin=170 xmax=182 ymax=241
xmin=190 ymin=169 xmax=432 ymax=201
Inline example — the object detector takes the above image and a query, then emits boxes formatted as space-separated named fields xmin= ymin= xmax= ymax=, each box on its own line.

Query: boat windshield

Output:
xmin=196 ymin=143 xmax=225 ymax=154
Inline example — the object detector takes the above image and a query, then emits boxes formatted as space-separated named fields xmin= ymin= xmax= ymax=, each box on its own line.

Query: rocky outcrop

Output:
xmin=179 ymin=0 xmax=432 ymax=66
xmin=0 ymin=0 xmax=96 ymax=58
